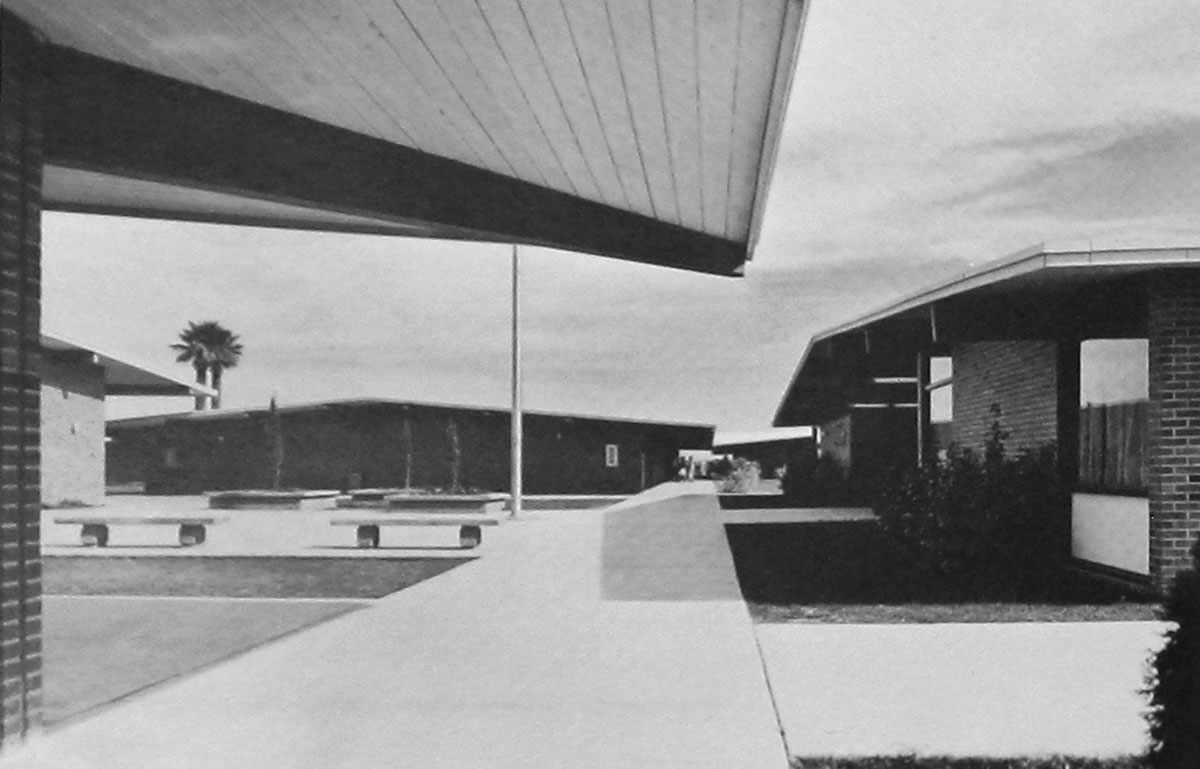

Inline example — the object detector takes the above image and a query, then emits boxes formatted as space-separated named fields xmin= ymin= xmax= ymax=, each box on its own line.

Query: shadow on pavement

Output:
xmin=600 ymin=495 xmax=744 ymax=601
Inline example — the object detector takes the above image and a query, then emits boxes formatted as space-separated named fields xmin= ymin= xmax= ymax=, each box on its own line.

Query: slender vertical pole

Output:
xmin=510 ymin=244 xmax=523 ymax=518
xmin=916 ymin=352 xmax=931 ymax=465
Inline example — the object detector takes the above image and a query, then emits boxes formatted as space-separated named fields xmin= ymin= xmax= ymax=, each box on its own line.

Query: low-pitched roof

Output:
xmin=774 ymin=244 xmax=1200 ymax=426
xmin=41 ymin=332 xmax=216 ymax=398
xmin=107 ymin=396 xmax=715 ymax=436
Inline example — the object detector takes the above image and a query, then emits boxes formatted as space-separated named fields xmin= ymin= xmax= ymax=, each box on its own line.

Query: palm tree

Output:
xmin=171 ymin=321 xmax=244 ymax=410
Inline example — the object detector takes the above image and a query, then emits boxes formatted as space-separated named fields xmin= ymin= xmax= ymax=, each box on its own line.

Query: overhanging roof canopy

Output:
xmin=7 ymin=0 xmax=809 ymax=275
xmin=774 ymin=245 xmax=1200 ymax=426
xmin=41 ymin=332 xmax=216 ymax=397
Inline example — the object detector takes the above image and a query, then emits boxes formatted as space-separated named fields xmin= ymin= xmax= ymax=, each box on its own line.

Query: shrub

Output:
xmin=706 ymin=456 xmax=734 ymax=479
xmin=874 ymin=406 xmax=1063 ymax=598
xmin=1145 ymin=535 xmax=1200 ymax=769
xmin=781 ymin=451 xmax=850 ymax=506
xmin=718 ymin=458 xmax=761 ymax=493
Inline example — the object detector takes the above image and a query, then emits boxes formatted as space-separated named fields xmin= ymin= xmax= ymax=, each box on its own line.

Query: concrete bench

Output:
xmin=331 ymin=517 xmax=499 ymax=549
xmin=54 ymin=516 xmax=219 ymax=547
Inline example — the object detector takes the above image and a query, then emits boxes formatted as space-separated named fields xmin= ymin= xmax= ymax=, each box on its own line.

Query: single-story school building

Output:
xmin=774 ymin=243 xmax=1200 ymax=593
xmin=40 ymin=331 xmax=212 ymax=506
xmin=107 ymin=399 xmax=715 ymax=496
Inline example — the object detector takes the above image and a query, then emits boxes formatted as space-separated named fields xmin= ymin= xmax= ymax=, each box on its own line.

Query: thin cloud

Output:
xmin=944 ymin=116 xmax=1200 ymax=220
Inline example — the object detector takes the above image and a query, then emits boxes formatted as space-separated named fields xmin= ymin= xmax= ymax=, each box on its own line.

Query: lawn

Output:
xmin=791 ymin=758 xmax=1146 ymax=769
xmin=44 ymin=555 xmax=470 ymax=599
xmin=725 ymin=521 xmax=1159 ymax=623
xmin=42 ymin=596 xmax=361 ymax=725
xmin=41 ymin=556 xmax=471 ymax=725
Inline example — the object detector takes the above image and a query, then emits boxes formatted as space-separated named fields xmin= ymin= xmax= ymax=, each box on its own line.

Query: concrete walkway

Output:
xmin=759 ymin=621 xmax=1167 ymax=758
xmin=13 ymin=486 xmax=788 ymax=769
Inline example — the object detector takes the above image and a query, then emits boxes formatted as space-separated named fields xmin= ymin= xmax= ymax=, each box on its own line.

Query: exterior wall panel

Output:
xmin=1071 ymin=493 xmax=1150 ymax=576
xmin=38 ymin=358 xmax=105 ymax=506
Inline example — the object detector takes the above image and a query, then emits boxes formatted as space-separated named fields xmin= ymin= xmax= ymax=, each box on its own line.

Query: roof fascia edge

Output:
xmin=770 ymin=244 xmax=1200 ymax=426
xmin=771 ymin=335 xmax=820 ymax=427
xmin=812 ymin=245 xmax=1200 ymax=344
xmin=746 ymin=0 xmax=810 ymax=260
xmin=808 ymin=244 xmax=1049 ymax=344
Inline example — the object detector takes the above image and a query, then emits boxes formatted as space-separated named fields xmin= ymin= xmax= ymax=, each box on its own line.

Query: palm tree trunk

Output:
xmin=193 ymin=365 xmax=209 ymax=411
xmin=211 ymin=366 xmax=223 ymax=409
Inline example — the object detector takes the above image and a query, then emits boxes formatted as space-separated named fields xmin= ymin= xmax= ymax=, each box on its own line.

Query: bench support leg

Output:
xmin=459 ymin=525 xmax=482 ymax=549
xmin=357 ymin=524 xmax=381 ymax=549
xmin=179 ymin=524 xmax=207 ymax=547
xmin=81 ymin=524 xmax=109 ymax=548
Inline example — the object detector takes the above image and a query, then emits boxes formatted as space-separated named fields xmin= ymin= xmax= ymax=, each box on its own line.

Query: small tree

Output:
xmin=446 ymin=418 xmax=463 ymax=492
xmin=268 ymin=395 xmax=284 ymax=491
xmin=400 ymin=418 xmax=414 ymax=490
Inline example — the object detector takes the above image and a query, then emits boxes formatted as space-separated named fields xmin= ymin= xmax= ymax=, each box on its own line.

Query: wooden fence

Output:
xmin=1078 ymin=401 xmax=1147 ymax=493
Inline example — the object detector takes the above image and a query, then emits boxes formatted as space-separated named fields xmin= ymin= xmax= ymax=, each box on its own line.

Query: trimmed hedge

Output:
xmin=1145 ymin=535 xmax=1200 ymax=769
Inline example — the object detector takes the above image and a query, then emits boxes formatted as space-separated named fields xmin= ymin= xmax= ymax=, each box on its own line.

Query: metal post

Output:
xmin=916 ymin=352 xmax=931 ymax=465
xmin=510 ymin=244 xmax=523 ymax=518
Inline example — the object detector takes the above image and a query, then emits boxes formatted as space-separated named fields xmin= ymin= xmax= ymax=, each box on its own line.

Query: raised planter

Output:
xmin=385 ymin=492 xmax=508 ymax=515
xmin=335 ymin=488 xmax=405 ymax=509
xmin=505 ymin=495 xmax=627 ymax=511
xmin=207 ymin=489 xmax=340 ymax=510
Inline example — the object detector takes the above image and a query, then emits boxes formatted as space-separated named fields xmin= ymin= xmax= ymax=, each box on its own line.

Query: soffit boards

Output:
xmin=11 ymin=0 xmax=807 ymax=272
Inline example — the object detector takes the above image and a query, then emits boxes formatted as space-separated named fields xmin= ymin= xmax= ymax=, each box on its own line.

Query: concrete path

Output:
xmin=14 ymin=487 xmax=788 ymax=769
xmin=758 ymin=621 xmax=1167 ymax=758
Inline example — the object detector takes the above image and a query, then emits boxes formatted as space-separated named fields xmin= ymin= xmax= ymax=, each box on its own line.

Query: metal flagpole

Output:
xmin=510 ymin=244 xmax=523 ymax=519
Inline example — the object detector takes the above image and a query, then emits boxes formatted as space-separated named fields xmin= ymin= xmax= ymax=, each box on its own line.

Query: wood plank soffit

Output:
xmin=40 ymin=45 xmax=747 ymax=276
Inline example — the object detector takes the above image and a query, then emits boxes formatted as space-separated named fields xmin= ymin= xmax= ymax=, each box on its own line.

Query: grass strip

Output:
xmin=791 ymin=756 xmax=1146 ymax=769
xmin=44 ymin=556 xmax=471 ymax=599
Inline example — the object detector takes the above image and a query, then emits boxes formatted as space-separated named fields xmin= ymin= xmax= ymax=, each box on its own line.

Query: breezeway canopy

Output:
xmin=7 ymin=0 xmax=809 ymax=275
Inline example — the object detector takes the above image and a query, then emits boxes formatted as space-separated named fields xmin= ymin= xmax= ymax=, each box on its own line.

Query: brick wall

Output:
xmin=39 ymin=359 xmax=106 ymax=506
xmin=0 ymin=9 xmax=45 ymax=749
xmin=952 ymin=341 xmax=1060 ymax=453
xmin=1146 ymin=269 xmax=1200 ymax=592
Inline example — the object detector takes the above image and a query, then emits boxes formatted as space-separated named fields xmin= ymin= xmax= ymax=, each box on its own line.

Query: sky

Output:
xmin=43 ymin=0 xmax=1200 ymax=432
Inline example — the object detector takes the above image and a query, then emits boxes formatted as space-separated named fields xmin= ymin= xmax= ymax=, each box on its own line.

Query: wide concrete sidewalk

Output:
xmin=13 ymin=486 xmax=788 ymax=769
xmin=759 ymin=621 xmax=1166 ymax=758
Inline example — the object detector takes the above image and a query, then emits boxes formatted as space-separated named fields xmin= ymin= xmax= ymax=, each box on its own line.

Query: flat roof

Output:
xmin=6 ymin=1 xmax=810 ymax=275
xmin=713 ymin=427 xmax=812 ymax=449
xmin=41 ymin=332 xmax=216 ymax=398
xmin=774 ymin=243 xmax=1200 ymax=426
xmin=107 ymin=397 xmax=715 ymax=434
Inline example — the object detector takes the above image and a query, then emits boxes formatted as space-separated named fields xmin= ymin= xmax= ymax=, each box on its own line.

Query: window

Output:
xmin=164 ymin=447 xmax=179 ymax=468
xmin=605 ymin=444 xmax=619 ymax=468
